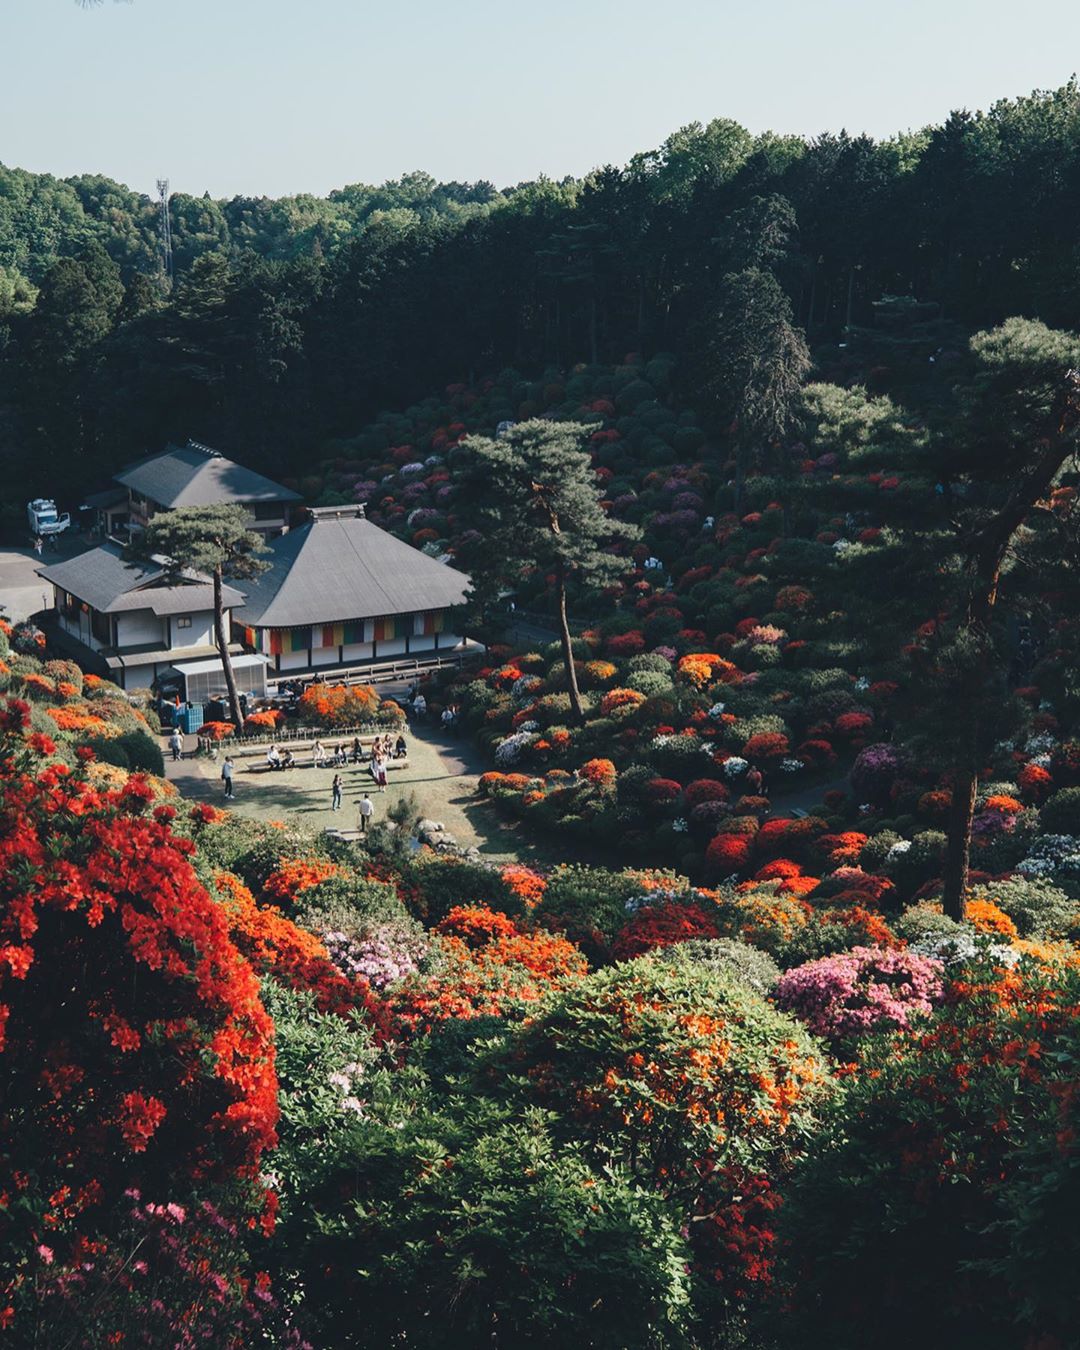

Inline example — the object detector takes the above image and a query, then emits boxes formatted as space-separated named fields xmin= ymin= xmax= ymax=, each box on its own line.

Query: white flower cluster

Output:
xmin=708 ymin=702 xmax=727 ymax=720
xmin=673 ymin=817 xmax=689 ymax=833
xmin=624 ymin=887 xmax=680 ymax=914
xmin=910 ymin=934 xmax=1020 ymax=968
xmin=723 ymin=756 xmax=748 ymax=780
xmin=1025 ymin=732 xmax=1057 ymax=757
xmin=327 ymin=1061 xmax=366 ymax=1116
xmin=854 ymin=676 xmax=870 ymax=692
xmin=1017 ymin=834 xmax=1080 ymax=879
xmin=400 ymin=461 xmax=426 ymax=476
xmin=780 ymin=758 xmax=803 ymax=774
xmin=832 ymin=538 xmax=854 ymax=554
xmin=885 ymin=840 xmax=912 ymax=864
xmin=494 ymin=730 xmax=539 ymax=767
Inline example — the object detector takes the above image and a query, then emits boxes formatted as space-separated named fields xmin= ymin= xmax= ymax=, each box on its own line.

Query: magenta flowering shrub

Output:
xmin=773 ymin=945 xmax=945 ymax=1048
xmin=32 ymin=1191 xmax=309 ymax=1349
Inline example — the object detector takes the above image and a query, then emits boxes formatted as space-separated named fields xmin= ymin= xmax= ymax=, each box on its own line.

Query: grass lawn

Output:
xmin=166 ymin=725 xmax=589 ymax=868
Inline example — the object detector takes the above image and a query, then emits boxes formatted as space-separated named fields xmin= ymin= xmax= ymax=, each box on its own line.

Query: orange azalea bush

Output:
xmin=677 ymin=653 xmax=739 ymax=689
xmin=600 ymin=687 xmax=646 ymax=716
xmin=491 ymin=959 xmax=831 ymax=1306
xmin=200 ymin=720 xmax=236 ymax=741
xmin=262 ymin=856 xmax=342 ymax=905
xmin=501 ymin=863 xmax=546 ymax=908
xmin=298 ymin=682 xmax=379 ymax=727
xmin=387 ymin=905 xmax=586 ymax=1037
xmin=214 ymin=872 xmax=390 ymax=1029
xmin=579 ymin=758 xmax=617 ymax=788
xmin=44 ymin=705 xmax=108 ymax=733
xmin=966 ymin=896 xmax=1019 ymax=937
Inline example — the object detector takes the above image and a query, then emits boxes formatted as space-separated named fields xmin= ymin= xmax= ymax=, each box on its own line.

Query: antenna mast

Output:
xmin=156 ymin=178 xmax=173 ymax=287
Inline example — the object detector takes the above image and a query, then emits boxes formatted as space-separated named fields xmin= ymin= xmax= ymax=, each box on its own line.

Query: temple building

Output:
xmin=236 ymin=505 xmax=472 ymax=675
xmin=114 ymin=440 xmax=301 ymax=537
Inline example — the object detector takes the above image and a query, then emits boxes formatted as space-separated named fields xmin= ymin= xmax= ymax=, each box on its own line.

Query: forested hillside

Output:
xmin=5 ymin=82 xmax=1080 ymax=513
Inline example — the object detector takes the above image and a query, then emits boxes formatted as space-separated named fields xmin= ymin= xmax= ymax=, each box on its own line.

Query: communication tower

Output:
xmin=157 ymin=178 xmax=173 ymax=285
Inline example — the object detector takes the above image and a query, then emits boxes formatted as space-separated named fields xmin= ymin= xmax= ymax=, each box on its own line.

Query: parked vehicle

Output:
xmin=28 ymin=499 xmax=72 ymax=538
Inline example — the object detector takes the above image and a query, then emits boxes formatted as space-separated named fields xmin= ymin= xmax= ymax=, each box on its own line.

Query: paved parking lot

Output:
xmin=0 ymin=536 xmax=87 ymax=623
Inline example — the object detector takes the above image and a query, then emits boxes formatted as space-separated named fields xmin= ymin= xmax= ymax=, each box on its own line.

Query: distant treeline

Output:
xmin=3 ymin=81 xmax=1080 ymax=504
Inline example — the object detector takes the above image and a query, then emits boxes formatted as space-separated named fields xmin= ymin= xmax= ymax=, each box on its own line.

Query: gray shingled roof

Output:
xmin=38 ymin=543 xmax=245 ymax=615
xmin=237 ymin=508 xmax=471 ymax=628
xmin=115 ymin=441 xmax=301 ymax=508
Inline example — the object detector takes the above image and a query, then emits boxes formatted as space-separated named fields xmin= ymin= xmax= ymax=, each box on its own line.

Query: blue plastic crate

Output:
xmin=180 ymin=704 xmax=204 ymax=735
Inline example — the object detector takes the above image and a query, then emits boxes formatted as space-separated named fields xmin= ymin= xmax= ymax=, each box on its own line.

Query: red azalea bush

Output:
xmin=743 ymin=732 xmax=790 ymax=763
xmin=0 ymin=702 xmax=278 ymax=1323
xmin=646 ymin=777 xmax=683 ymax=803
xmin=612 ymin=901 xmax=720 ymax=959
xmin=684 ymin=779 xmax=730 ymax=809
xmin=706 ymin=832 xmax=753 ymax=876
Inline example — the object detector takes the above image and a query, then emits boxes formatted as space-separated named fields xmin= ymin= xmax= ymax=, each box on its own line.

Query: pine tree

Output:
xmin=455 ymin=420 xmax=641 ymax=722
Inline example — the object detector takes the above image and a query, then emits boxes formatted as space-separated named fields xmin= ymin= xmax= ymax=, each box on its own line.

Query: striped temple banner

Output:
xmin=414 ymin=611 xmax=446 ymax=636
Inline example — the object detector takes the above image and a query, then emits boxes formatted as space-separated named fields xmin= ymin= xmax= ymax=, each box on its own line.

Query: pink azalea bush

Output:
xmin=773 ymin=945 xmax=945 ymax=1048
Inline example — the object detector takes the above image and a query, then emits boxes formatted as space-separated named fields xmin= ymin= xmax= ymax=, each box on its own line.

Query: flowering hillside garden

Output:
xmin=6 ymin=428 xmax=1080 ymax=1350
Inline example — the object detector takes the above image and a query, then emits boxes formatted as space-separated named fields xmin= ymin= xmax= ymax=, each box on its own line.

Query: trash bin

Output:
xmin=179 ymin=704 xmax=204 ymax=735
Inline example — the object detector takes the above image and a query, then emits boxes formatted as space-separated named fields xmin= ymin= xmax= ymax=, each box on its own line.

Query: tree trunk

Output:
xmin=557 ymin=567 xmax=584 ymax=723
xmin=213 ymin=566 xmax=244 ymax=727
xmin=733 ymin=441 xmax=747 ymax=517
xmin=941 ymin=766 xmax=977 ymax=920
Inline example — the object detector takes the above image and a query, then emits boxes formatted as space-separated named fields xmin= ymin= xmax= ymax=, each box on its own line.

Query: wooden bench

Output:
xmin=246 ymin=757 xmax=410 ymax=776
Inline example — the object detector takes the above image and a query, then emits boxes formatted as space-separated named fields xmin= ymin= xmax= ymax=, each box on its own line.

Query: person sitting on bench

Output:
xmin=351 ymin=736 xmax=363 ymax=764
xmin=266 ymin=745 xmax=282 ymax=770
xmin=281 ymin=748 xmax=295 ymax=769
xmin=394 ymin=733 xmax=407 ymax=759
xmin=312 ymin=740 xmax=327 ymax=768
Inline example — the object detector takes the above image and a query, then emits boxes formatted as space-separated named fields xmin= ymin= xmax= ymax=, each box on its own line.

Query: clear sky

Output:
xmin=3 ymin=0 xmax=1079 ymax=200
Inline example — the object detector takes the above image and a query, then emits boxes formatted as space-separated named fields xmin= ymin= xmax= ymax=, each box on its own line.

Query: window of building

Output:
xmin=252 ymin=502 xmax=283 ymax=521
xmin=175 ymin=616 xmax=192 ymax=629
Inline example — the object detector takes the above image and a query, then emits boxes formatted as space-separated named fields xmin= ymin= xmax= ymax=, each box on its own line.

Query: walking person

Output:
xmin=331 ymin=773 xmax=343 ymax=811
xmin=376 ymin=756 xmax=388 ymax=792
xmin=221 ymin=756 xmax=235 ymax=800
xmin=169 ymin=727 xmax=184 ymax=762
xmin=357 ymin=793 xmax=374 ymax=833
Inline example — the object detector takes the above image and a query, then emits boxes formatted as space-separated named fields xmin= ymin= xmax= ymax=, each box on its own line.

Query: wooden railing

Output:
xmin=265 ymin=646 xmax=480 ymax=699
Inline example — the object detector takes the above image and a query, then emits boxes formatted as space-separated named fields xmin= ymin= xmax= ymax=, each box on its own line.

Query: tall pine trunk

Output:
xmin=213 ymin=566 xmax=244 ymax=727
xmin=557 ymin=565 xmax=584 ymax=724
xmin=941 ymin=766 xmax=977 ymax=920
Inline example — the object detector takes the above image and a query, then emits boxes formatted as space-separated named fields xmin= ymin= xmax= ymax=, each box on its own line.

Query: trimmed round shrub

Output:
xmin=657 ymin=937 xmax=781 ymax=994
xmin=1040 ymin=787 xmax=1080 ymax=835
